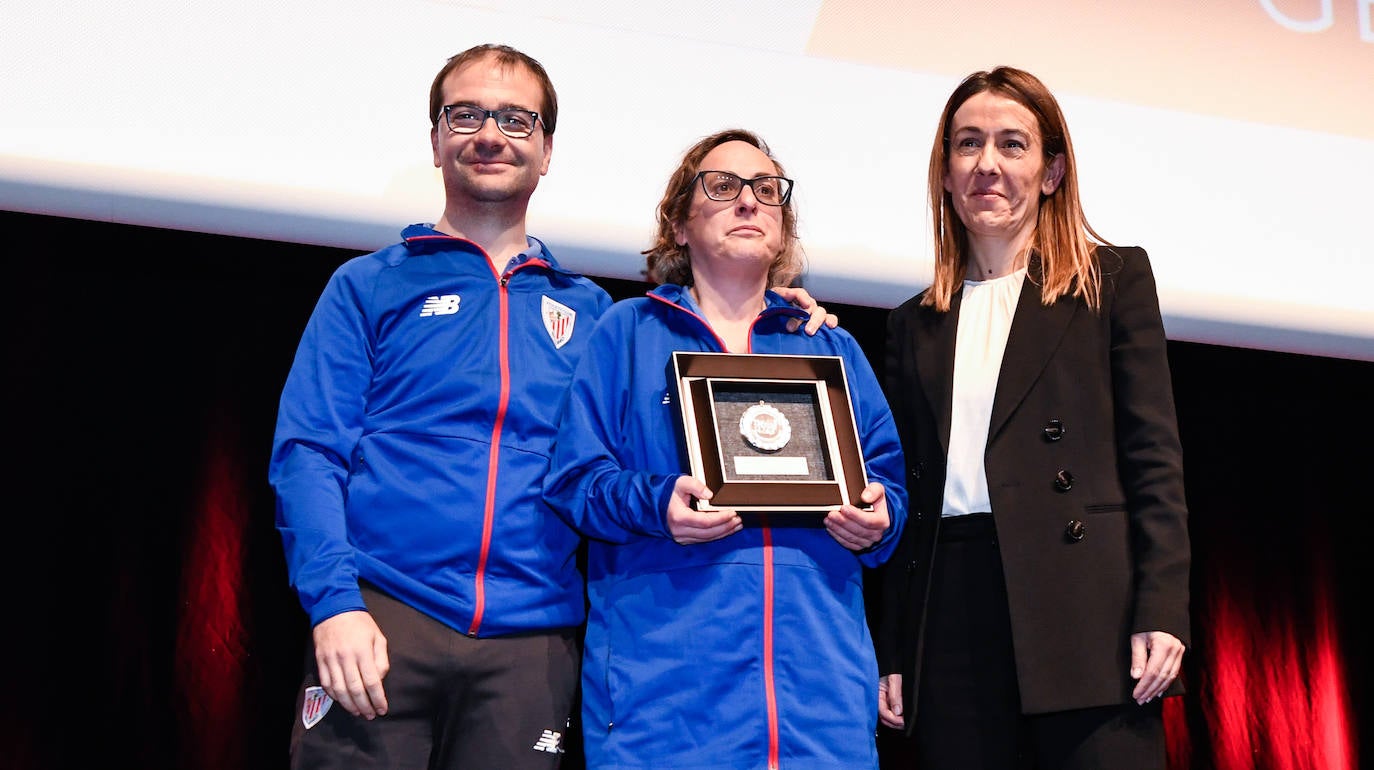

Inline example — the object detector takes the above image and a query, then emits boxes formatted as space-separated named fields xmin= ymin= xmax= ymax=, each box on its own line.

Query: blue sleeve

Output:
xmin=543 ymin=306 xmax=679 ymax=543
xmin=840 ymin=332 xmax=909 ymax=567
xmin=266 ymin=264 xmax=373 ymax=626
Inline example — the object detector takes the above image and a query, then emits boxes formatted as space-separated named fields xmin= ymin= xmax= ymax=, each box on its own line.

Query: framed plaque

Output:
xmin=671 ymin=351 xmax=871 ymax=513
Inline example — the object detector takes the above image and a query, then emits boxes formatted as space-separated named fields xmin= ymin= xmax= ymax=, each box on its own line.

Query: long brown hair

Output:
xmin=642 ymin=129 xmax=803 ymax=287
xmin=924 ymin=66 xmax=1110 ymax=312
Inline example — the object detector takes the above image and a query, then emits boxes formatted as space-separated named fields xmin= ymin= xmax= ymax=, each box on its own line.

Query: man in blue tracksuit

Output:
xmin=543 ymin=129 xmax=907 ymax=769
xmin=268 ymin=45 xmax=611 ymax=769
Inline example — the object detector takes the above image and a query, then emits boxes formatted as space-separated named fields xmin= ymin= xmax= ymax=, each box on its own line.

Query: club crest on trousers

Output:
xmin=301 ymin=686 xmax=333 ymax=729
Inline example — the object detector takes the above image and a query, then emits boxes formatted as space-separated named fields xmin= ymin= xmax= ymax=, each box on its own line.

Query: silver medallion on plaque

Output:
xmin=739 ymin=402 xmax=791 ymax=452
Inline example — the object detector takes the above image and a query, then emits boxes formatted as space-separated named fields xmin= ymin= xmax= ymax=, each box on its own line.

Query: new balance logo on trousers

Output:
xmin=532 ymin=728 xmax=563 ymax=754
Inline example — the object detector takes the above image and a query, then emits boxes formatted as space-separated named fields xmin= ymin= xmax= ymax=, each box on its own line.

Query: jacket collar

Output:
xmin=399 ymin=224 xmax=567 ymax=274
xmin=917 ymin=253 xmax=1079 ymax=452
xmin=648 ymin=284 xmax=809 ymax=325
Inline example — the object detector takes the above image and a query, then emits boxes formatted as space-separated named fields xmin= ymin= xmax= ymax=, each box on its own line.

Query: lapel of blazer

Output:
xmin=988 ymin=260 xmax=1080 ymax=442
xmin=916 ymin=291 xmax=961 ymax=456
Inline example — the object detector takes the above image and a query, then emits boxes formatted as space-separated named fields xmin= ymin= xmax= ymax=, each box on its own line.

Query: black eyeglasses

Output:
xmin=438 ymin=104 xmax=543 ymax=138
xmin=691 ymin=171 xmax=794 ymax=206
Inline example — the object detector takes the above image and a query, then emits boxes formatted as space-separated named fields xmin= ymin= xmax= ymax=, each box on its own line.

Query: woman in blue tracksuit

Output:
xmin=543 ymin=129 xmax=907 ymax=769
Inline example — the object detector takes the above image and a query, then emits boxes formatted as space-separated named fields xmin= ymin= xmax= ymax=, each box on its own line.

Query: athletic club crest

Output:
xmin=740 ymin=402 xmax=792 ymax=451
xmin=301 ymin=685 xmax=333 ymax=729
xmin=542 ymin=295 xmax=576 ymax=349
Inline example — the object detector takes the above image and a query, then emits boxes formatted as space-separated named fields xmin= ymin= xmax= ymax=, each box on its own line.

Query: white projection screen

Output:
xmin=3 ymin=1 xmax=1371 ymax=360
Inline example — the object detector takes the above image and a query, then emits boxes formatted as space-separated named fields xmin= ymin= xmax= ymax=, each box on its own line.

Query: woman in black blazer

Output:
xmin=876 ymin=67 xmax=1190 ymax=770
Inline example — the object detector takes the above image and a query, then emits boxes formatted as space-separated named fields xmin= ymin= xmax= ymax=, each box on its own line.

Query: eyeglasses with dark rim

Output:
xmin=690 ymin=170 xmax=794 ymax=206
xmin=438 ymin=104 xmax=542 ymax=138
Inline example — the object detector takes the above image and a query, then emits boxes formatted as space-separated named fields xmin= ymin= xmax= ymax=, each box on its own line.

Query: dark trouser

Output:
xmin=915 ymin=513 xmax=1164 ymax=770
xmin=290 ymin=584 xmax=579 ymax=770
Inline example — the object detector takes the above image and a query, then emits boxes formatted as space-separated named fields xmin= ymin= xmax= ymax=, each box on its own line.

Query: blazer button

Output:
xmin=1065 ymin=520 xmax=1087 ymax=542
xmin=1043 ymin=419 xmax=1065 ymax=442
xmin=1053 ymin=469 xmax=1074 ymax=492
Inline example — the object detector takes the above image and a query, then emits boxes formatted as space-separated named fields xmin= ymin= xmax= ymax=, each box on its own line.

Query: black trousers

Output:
xmin=914 ymin=513 xmax=1164 ymax=770
xmin=290 ymin=584 xmax=580 ymax=770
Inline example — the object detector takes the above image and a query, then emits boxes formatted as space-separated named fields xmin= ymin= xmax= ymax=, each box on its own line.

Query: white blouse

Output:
xmin=942 ymin=268 xmax=1026 ymax=517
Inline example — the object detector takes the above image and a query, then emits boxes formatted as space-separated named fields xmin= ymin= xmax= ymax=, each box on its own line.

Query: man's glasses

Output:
xmin=691 ymin=171 xmax=794 ymax=206
xmin=438 ymin=104 xmax=542 ymax=138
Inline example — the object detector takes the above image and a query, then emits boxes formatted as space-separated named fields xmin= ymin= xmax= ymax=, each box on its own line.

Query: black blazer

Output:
xmin=877 ymin=246 xmax=1190 ymax=723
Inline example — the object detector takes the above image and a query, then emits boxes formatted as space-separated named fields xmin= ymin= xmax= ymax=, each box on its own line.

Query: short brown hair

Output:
xmin=642 ymin=129 xmax=803 ymax=287
xmin=427 ymin=44 xmax=558 ymax=134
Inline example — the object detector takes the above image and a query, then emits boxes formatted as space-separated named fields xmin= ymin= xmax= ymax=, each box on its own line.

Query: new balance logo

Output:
xmin=420 ymin=294 xmax=460 ymax=317
xmin=531 ymin=729 xmax=564 ymax=754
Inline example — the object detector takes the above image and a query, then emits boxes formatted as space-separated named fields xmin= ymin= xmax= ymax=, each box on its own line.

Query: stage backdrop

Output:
xmin=2 ymin=0 xmax=1371 ymax=361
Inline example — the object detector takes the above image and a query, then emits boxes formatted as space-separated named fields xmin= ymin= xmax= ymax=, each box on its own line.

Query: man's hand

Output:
xmin=771 ymin=285 xmax=839 ymax=335
xmin=312 ymin=610 xmax=391 ymax=719
xmin=666 ymin=475 xmax=742 ymax=544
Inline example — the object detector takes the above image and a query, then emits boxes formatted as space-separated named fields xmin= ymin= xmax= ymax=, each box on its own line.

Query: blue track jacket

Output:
xmin=543 ymin=285 xmax=907 ymax=769
xmin=269 ymin=224 xmax=612 ymax=636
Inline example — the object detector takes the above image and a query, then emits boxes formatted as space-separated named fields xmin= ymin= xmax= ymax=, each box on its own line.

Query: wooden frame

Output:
xmin=672 ymin=351 xmax=871 ymax=513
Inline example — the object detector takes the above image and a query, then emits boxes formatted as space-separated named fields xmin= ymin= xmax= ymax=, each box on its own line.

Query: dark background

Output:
xmin=6 ymin=209 xmax=1369 ymax=769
